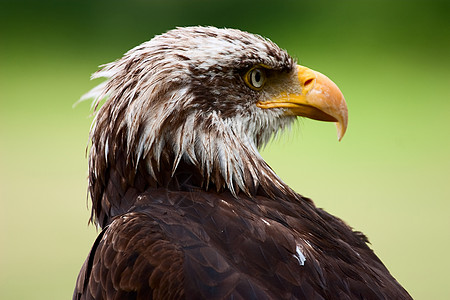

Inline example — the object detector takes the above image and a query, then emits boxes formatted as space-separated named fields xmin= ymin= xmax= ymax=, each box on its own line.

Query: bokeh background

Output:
xmin=1 ymin=0 xmax=449 ymax=298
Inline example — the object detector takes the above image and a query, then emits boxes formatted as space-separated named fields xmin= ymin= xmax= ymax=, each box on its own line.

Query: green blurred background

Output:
xmin=1 ymin=0 xmax=449 ymax=298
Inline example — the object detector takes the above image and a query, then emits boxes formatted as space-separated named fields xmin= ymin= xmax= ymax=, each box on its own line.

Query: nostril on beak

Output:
xmin=297 ymin=65 xmax=317 ymax=94
xmin=303 ymin=78 xmax=314 ymax=88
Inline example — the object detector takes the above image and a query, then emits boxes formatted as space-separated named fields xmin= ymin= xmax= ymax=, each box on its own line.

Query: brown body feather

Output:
xmin=74 ymin=27 xmax=411 ymax=299
xmin=75 ymin=186 xmax=411 ymax=299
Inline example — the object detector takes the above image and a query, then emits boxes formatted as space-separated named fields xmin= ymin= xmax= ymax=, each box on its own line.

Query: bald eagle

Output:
xmin=73 ymin=26 xmax=411 ymax=299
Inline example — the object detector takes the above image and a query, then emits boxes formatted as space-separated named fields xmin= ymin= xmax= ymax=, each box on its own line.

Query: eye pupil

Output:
xmin=254 ymin=70 xmax=261 ymax=83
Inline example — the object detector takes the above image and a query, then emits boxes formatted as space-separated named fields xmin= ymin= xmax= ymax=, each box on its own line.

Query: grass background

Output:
xmin=1 ymin=0 xmax=449 ymax=298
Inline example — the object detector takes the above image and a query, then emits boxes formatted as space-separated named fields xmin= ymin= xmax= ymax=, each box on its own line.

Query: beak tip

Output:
xmin=336 ymin=115 xmax=348 ymax=142
xmin=310 ymin=69 xmax=348 ymax=142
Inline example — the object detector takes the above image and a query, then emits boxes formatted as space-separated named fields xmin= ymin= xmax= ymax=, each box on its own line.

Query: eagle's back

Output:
xmin=74 ymin=188 xmax=410 ymax=300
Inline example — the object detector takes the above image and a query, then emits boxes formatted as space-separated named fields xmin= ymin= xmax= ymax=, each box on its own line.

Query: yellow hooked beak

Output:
xmin=256 ymin=65 xmax=348 ymax=141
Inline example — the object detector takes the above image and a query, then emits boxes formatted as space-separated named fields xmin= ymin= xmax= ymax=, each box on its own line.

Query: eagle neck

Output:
xmin=88 ymin=109 xmax=300 ymax=227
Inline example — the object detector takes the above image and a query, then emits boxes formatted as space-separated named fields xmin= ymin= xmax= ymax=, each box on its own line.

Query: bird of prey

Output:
xmin=73 ymin=26 xmax=411 ymax=299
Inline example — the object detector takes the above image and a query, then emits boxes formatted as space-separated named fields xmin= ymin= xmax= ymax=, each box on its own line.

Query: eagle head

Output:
xmin=85 ymin=26 xmax=347 ymax=227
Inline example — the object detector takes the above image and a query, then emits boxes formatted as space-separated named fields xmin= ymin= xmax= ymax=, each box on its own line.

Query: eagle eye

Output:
xmin=244 ymin=66 xmax=266 ymax=90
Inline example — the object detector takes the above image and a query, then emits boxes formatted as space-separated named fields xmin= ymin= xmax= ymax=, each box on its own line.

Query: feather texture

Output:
xmin=74 ymin=189 xmax=411 ymax=299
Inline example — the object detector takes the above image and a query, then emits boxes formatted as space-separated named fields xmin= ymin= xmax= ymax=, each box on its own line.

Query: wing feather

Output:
xmin=75 ymin=189 xmax=411 ymax=299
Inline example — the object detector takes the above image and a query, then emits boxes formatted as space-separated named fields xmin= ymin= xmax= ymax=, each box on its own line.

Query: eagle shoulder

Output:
xmin=75 ymin=188 xmax=411 ymax=299
xmin=73 ymin=211 xmax=185 ymax=300
xmin=74 ymin=190 xmax=319 ymax=299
